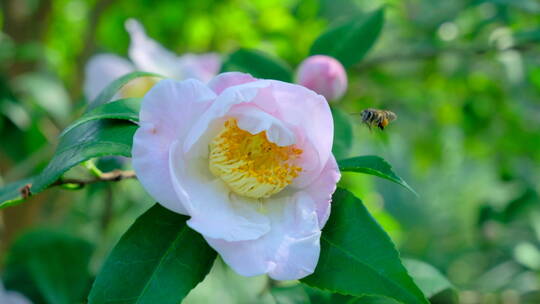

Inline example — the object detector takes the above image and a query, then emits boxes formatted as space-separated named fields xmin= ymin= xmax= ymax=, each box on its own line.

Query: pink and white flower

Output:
xmin=84 ymin=19 xmax=221 ymax=101
xmin=296 ymin=55 xmax=347 ymax=101
xmin=132 ymin=72 xmax=340 ymax=280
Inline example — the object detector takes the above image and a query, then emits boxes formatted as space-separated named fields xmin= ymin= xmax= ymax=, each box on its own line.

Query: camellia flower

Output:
xmin=296 ymin=55 xmax=347 ymax=101
xmin=84 ymin=19 xmax=221 ymax=101
xmin=132 ymin=72 xmax=340 ymax=279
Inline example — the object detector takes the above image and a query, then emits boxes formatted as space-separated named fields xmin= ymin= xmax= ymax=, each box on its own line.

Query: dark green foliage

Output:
xmin=310 ymin=8 xmax=385 ymax=67
xmin=0 ymin=120 xmax=137 ymax=207
xmin=3 ymin=230 xmax=94 ymax=304
xmin=88 ymin=204 xmax=217 ymax=304
xmin=302 ymin=188 xmax=427 ymax=304
xmin=339 ymin=156 xmax=417 ymax=195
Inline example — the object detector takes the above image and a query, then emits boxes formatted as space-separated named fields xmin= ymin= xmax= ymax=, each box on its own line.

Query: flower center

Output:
xmin=208 ymin=119 xmax=303 ymax=199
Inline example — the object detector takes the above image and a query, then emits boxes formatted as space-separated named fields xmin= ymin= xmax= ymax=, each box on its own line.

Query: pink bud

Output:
xmin=296 ymin=55 xmax=347 ymax=101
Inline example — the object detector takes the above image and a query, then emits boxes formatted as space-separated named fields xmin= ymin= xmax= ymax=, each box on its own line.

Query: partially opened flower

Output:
xmin=296 ymin=55 xmax=347 ymax=101
xmin=132 ymin=72 xmax=340 ymax=280
xmin=84 ymin=19 xmax=221 ymax=101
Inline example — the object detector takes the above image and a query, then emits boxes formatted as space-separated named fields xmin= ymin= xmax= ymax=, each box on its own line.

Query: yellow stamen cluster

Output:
xmin=208 ymin=119 xmax=303 ymax=199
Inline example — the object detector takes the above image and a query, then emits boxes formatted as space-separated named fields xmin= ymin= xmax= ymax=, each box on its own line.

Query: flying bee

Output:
xmin=360 ymin=108 xmax=397 ymax=130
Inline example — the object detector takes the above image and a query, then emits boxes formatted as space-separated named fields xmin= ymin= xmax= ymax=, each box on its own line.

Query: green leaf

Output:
xmin=3 ymin=229 xmax=93 ymax=304
xmin=310 ymin=8 xmax=385 ymax=67
xmin=271 ymin=285 xmax=311 ymax=304
xmin=0 ymin=177 xmax=35 ymax=208
xmin=277 ymin=285 xmax=391 ymax=304
xmin=354 ymin=295 xmax=400 ymax=304
xmin=221 ymin=48 xmax=293 ymax=82
xmin=301 ymin=188 xmax=428 ymax=304
xmin=303 ymin=283 xmax=333 ymax=303
xmin=0 ymin=72 xmax=151 ymax=206
xmin=88 ymin=204 xmax=217 ymax=304
xmin=89 ymin=71 xmax=161 ymax=110
xmin=402 ymin=259 xmax=454 ymax=299
xmin=0 ymin=120 xmax=137 ymax=208
xmin=338 ymin=156 xmax=417 ymax=195
xmin=0 ymin=71 xmax=152 ymax=207
xmin=331 ymin=106 xmax=353 ymax=160
xmin=61 ymin=97 xmax=141 ymax=136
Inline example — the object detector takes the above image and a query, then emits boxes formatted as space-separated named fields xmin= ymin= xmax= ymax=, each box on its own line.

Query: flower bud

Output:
xmin=296 ymin=55 xmax=347 ymax=101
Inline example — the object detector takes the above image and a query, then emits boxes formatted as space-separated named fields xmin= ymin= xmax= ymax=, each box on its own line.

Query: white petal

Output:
xmin=168 ymin=140 xmax=271 ymax=242
xmin=184 ymin=80 xmax=333 ymax=188
xmin=132 ymin=79 xmax=216 ymax=215
xmin=264 ymin=81 xmax=334 ymax=187
xmin=208 ymin=72 xmax=257 ymax=94
xmin=83 ymin=54 xmax=134 ymax=101
xmin=125 ymin=19 xmax=180 ymax=78
xmin=229 ymin=106 xmax=295 ymax=146
xmin=205 ymin=192 xmax=321 ymax=280
xmin=304 ymin=155 xmax=340 ymax=228
xmin=182 ymin=80 xmax=271 ymax=155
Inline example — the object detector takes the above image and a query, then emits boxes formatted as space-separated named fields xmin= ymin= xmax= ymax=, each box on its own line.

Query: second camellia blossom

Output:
xmin=132 ymin=72 xmax=340 ymax=280
xmin=84 ymin=19 xmax=221 ymax=101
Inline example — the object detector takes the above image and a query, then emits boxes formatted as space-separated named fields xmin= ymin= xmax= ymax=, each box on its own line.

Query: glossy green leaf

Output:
xmin=0 ymin=120 xmax=137 ymax=208
xmin=353 ymin=295 xmax=400 ymax=304
xmin=88 ymin=204 xmax=217 ymax=304
xmin=89 ymin=71 xmax=161 ymax=110
xmin=331 ymin=106 xmax=353 ymax=160
xmin=402 ymin=259 xmax=454 ymax=298
xmin=301 ymin=188 xmax=428 ymax=304
xmin=0 ymin=177 xmax=35 ymax=208
xmin=339 ymin=155 xmax=417 ymax=195
xmin=4 ymin=229 xmax=93 ymax=304
xmin=310 ymin=8 xmax=385 ymax=67
xmin=0 ymin=71 xmax=150 ymax=207
xmin=61 ymin=97 xmax=141 ymax=136
xmin=221 ymin=48 xmax=293 ymax=82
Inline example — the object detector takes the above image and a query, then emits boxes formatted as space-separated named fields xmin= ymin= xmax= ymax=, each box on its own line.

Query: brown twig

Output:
xmin=51 ymin=170 xmax=137 ymax=188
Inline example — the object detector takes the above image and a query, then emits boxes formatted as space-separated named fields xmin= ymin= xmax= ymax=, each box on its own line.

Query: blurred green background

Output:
xmin=1 ymin=0 xmax=540 ymax=303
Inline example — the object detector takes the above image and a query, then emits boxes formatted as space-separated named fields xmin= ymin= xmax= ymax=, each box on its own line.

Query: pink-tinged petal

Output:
xmin=296 ymin=55 xmax=348 ymax=101
xmin=255 ymin=81 xmax=334 ymax=187
xmin=205 ymin=192 xmax=321 ymax=280
xmin=229 ymin=106 xmax=296 ymax=146
xmin=305 ymin=155 xmax=340 ymax=228
xmin=84 ymin=54 xmax=135 ymax=101
xmin=208 ymin=72 xmax=257 ymax=94
xmin=168 ymin=140 xmax=271 ymax=242
xmin=178 ymin=53 xmax=222 ymax=83
xmin=182 ymin=80 xmax=271 ymax=155
xmin=132 ymin=79 xmax=216 ymax=215
xmin=125 ymin=19 xmax=179 ymax=78
xmin=210 ymin=80 xmax=333 ymax=187
xmin=184 ymin=80 xmax=333 ymax=188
